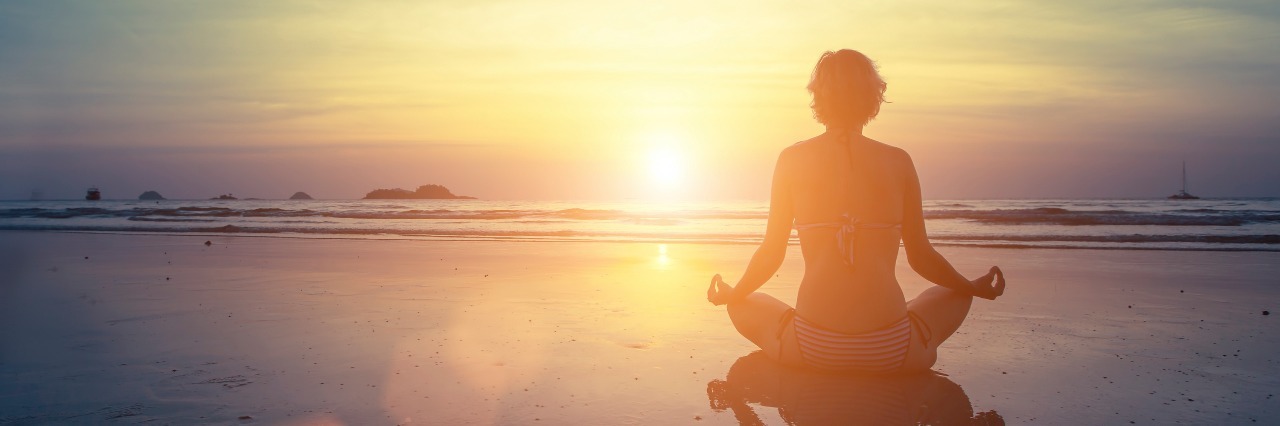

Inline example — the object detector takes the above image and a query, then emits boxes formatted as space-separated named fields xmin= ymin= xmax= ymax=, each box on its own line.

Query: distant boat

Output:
xmin=85 ymin=187 xmax=101 ymax=201
xmin=1168 ymin=162 xmax=1200 ymax=200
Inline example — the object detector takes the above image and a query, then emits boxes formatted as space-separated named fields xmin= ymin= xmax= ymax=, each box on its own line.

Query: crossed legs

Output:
xmin=724 ymin=286 xmax=976 ymax=372
xmin=725 ymin=293 xmax=798 ymax=365
xmin=900 ymin=285 xmax=973 ymax=372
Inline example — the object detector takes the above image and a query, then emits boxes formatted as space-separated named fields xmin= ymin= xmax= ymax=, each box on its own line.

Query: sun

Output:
xmin=647 ymin=144 xmax=686 ymax=188
xmin=636 ymin=130 xmax=695 ymax=197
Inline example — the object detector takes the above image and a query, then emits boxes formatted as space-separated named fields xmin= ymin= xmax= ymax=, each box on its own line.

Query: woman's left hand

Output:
xmin=707 ymin=274 xmax=736 ymax=306
xmin=969 ymin=266 xmax=1006 ymax=300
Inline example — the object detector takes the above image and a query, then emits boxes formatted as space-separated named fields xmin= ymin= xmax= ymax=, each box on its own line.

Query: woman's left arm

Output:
xmin=711 ymin=150 xmax=795 ymax=305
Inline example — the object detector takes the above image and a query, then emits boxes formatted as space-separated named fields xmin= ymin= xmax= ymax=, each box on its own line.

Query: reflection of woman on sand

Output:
xmin=707 ymin=351 xmax=1004 ymax=425
xmin=707 ymin=49 xmax=1006 ymax=373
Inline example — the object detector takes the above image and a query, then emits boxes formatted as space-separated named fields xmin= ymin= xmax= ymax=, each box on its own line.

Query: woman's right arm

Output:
xmin=900 ymin=152 xmax=1003 ymax=299
xmin=707 ymin=148 xmax=795 ymax=306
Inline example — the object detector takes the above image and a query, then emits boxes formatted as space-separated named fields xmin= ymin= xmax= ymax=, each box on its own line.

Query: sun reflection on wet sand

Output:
xmin=370 ymin=241 xmax=731 ymax=424
xmin=656 ymin=243 xmax=671 ymax=268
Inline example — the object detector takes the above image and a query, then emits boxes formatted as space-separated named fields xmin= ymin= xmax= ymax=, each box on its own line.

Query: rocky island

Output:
xmin=289 ymin=192 xmax=314 ymax=200
xmin=363 ymin=184 xmax=475 ymax=200
xmin=138 ymin=191 xmax=166 ymax=200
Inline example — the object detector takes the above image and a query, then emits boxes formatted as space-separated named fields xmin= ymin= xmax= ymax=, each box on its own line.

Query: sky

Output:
xmin=1 ymin=0 xmax=1278 ymax=201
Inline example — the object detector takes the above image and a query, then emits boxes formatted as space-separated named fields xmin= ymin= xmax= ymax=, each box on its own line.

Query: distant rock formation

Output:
xmin=363 ymin=184 xmax=475 ymax=200
xmin=211 ymin=194 xmax=238 ymax=200
xmin=138 ymin=191 xmax=166 ymax=200
xmin=289 ymin=191 xmax=314 ymax=200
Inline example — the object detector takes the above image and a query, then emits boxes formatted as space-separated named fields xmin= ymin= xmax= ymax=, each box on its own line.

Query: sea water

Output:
xmin=1 ymin=198 xmax=1277 ymax=251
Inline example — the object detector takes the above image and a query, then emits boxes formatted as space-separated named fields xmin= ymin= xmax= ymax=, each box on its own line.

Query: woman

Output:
xmin=707 ymin=49 xmax=1006 ymax=374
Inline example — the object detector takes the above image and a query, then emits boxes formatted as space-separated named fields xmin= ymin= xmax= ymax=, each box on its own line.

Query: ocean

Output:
xmin=1 ymin=198 xmax=1278 ymax=251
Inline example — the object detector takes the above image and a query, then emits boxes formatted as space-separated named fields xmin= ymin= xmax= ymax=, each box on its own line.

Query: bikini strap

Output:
xmin=790 ymin=130 xmax=900 ymax=266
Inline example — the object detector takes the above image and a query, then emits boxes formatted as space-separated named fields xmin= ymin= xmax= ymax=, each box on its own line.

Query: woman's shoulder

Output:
xmin=780 ymin=134 xmax=840 ymax=162
xmin=864 ymin=138 xmax=912 ymax=161
xmin=784 ymin=134 xmax=827 ymax=152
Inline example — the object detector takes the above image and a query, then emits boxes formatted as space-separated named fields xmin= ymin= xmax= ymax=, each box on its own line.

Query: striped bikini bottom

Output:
xmin=781 ymin=310 xmax=929 ymax=374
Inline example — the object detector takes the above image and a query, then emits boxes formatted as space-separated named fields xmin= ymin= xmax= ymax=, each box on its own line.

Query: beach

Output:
xmin=1 ymin=230 xmax=1277 ymax=425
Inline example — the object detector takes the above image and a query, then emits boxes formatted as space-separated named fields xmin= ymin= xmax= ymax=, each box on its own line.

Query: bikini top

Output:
xmin=792 ymin=130 xmax=901 ymax=267
xmin=795 ymin=215 xmax=900 ymax=266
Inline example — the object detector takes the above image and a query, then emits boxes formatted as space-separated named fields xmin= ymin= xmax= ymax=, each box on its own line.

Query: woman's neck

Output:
xmin=826 ymin=127 xmax=865 ymax=143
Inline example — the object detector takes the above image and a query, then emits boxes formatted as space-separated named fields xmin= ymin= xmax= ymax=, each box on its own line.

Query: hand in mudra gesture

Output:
xmin=971 ymin=266 xmax=1006 ymax=300
xmin=706 ymin=274 xmax=736 ymax=306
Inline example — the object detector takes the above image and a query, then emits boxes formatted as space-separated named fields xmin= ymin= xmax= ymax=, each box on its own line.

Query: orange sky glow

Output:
xmin=2 ymin=1 xmax=1278 ymax=200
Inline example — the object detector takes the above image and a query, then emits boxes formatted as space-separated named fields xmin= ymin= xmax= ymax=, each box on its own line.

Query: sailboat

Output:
xmin=1167 ymin=162 xmax=1199 ymax=200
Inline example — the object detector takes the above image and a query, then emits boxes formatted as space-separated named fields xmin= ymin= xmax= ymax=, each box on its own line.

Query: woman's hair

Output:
xmin=807 ymin=49 xmax=887 ymax=130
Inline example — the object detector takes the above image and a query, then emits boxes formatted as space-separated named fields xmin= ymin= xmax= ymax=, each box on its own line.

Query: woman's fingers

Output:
xmin=975 ymin=266 xmax=1005 ymax=300
xmin=971 ymin=268 xmax=998 ymax=300
xmin=993 ymin=266 xmax=1006 ymax=296
xmin=975 ymin=269 xmax=995 ymax=286
xmin=708 ymin=274 xmax=725 ymax=305
xmin=705 ymin=274 xmax=739 ymax=306
xmin=710 ymin=274 xmax=723 ymax=291
xmin=716 ymin=282 xmax=733 ymax=305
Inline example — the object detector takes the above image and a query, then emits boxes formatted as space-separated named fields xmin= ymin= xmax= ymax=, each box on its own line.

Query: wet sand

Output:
xmin=1 ymin=231 xmax=1277 ymax=424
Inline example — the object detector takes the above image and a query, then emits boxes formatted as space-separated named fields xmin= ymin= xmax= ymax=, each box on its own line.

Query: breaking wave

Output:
xmin=925 ymin=207 xmax=1280 ymax=226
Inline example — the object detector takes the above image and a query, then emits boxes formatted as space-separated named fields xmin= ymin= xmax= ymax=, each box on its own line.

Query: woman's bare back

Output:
xmin=783 ymin=132 xmax=914 ymax=333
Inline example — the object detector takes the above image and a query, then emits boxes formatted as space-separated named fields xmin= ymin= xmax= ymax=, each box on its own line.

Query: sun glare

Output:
xmin=649 ymin=148 xmax=684 ymax=186
xmin=646 ymin=134 xmax=687 ymax=190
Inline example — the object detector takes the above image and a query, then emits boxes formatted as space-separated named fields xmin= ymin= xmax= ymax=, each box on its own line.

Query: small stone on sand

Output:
xmin=205 ymin=241 xmax=212 ymax=246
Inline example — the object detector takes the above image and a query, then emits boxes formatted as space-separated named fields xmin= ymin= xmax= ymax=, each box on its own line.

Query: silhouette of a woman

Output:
xmin=707 ymin=49 xmax=1006 ymax=374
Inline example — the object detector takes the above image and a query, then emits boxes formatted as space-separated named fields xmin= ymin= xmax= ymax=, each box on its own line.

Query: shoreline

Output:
xmin=2 ymin=231 xmax=1277 ymax=424
xmin=5 ymin=230 xmax=1280 ymax=253
xmin=2 ymin=198 xmax=1278 ymax=253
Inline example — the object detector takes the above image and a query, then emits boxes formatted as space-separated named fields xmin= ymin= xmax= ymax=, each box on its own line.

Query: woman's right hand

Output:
xmin=707 ymin=274 xmax=737 ymax=306
xmin=970 ymin=266 xmax=1006 ymax=300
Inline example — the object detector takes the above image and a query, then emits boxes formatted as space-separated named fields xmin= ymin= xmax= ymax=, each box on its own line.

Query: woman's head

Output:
xmin=807 ymin=49 xmax=886 ymax=130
